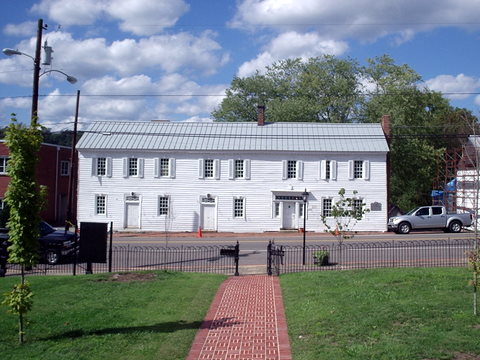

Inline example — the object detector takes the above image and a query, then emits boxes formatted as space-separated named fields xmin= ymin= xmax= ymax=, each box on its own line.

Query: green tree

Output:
xmin=1 ymin=116 xmax=45 ymax=343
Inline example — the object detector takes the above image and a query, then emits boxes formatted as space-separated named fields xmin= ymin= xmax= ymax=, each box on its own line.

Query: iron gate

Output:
xmin=267 ymin=240 xmax=284 ymax=276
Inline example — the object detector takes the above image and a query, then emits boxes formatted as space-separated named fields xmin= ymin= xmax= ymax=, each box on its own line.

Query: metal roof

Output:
xmin=76 ymin=121 xmax=389 ymax=153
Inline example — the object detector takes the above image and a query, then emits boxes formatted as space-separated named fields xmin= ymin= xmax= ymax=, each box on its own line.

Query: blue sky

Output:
xmin=0 ymin=0 xmax=479 ymax=131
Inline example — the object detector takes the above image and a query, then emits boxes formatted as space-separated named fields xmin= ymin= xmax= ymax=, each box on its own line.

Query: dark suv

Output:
xmin=0 ymin=221 xmax=77 ymax=276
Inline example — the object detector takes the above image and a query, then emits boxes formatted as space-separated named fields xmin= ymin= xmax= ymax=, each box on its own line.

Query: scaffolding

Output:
xmin=432 ymin=137 xmax=479 ymax=216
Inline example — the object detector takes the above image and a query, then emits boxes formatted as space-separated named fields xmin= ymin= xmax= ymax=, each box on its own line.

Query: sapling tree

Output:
xmin=467 ymin=249 xmax=480 ymax=316
xmin=321 ymin=188 xmax=369 ymax=245
xmin=1 ymin=116 xmax=45 ymax=343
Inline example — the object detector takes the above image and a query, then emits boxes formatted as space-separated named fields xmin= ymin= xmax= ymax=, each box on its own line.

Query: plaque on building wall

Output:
xmin=370 ymin=202 xmax=382 ymax=211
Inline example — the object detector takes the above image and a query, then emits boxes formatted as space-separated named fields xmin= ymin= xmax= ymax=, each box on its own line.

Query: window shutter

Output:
xmin=331 ymin=160 xmax=337 ymax=180
xmin=245 ymin=159 xmax=251 ymax=180
xmin=92 ymin=158 xmax=97 ymax=176
xmin=198 ymin=159 xmax=204 ymax=179
xmin=348 ymin=160 xmax=354 ymax=180
xmin=170 ymin=158 xmax=176 ymax=179
xmin=214 ymin=159 xmax=221 ymax=180
xmin=297 ymin=161 xmax=304 ymax=180
xmin=363 ymin=160 xmax=370 ymax=180
xmin=282 ymin=160 xmax=288 ymax=180
xmin=123 ymin=158 xmax=128 ymax=178
xmin=154 ymin=158 xmax=160 ymax=178
xmin=320 ymin=160 xmax=326 ymax=180
xmin=138 ymin=158 xmax=144 ymax=178
xmin=228 ymin=159 xmax=234 ymax=180
xmin=106 ymin=157 xmax=112 ymax=178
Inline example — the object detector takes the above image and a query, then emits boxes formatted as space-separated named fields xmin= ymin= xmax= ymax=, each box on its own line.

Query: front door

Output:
xmin=125 ymin=202 xmax=140 ymax=228
xmin=201 ymin=204 xmax=216 ymax=231
xmin=282 ymin=202 xmax=296 ymax=229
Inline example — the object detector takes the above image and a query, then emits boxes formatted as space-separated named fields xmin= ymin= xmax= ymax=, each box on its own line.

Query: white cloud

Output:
xmin=231 ymin=0 xmax=480 ymax=42
xmin=425 ymin=74 xmax=480 ymax=100
xmin=32 ymin=0 xmax=189 ymax=35
xmin=238 ymin=31 xmax=348 ymax=77
xmin=3 ymin=21 xmax=37 ymax=37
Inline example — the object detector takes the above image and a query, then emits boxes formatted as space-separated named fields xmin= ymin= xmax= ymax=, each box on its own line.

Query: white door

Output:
xmin=202 ymin=204 xmax=216 ymax=231
xmin=125 ymin=203 xmax=140 ymax=228
xmin=282 ymin=202 xmax=296 ymax=229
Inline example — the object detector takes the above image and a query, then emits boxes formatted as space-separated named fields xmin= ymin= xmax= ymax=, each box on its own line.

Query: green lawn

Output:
xmin=281 ymin=268 xmax=480 ymax=360
xmin=0 ymin=271 xmax=226 ymax=360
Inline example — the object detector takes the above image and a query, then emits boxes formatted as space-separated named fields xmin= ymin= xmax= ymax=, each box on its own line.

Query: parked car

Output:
xmin=0 ymin=221 xmax=77 ymax=276
xmin=388 ymin=206 xmax=473 ymax=234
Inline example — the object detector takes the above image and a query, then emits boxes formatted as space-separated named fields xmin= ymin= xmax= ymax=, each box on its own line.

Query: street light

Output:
xmin=302 ymin=189 xmax=309 ymax=265
xmin=2 ymin=19 xmax=76 ymax=125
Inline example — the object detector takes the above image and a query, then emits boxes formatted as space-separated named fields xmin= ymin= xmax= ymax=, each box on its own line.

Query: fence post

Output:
xmin=108 ymin=221 xmax=113 ymax=273
xmin=234 ymin=241 xmax=239 ymax=276
xmin=267 ymin=241 xmax=272 ymax=276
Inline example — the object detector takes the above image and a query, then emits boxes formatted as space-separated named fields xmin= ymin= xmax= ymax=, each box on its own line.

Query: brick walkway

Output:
xmin=186 ymin=275 xmax=292 ymax=360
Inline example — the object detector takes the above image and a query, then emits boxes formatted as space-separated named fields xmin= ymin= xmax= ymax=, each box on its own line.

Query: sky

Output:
xmin=0 ymin=0 xmax=479 ymax=131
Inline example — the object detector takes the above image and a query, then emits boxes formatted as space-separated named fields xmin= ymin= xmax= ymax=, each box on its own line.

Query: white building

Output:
xmin=76 ymin=116 xmax=390 ymax=232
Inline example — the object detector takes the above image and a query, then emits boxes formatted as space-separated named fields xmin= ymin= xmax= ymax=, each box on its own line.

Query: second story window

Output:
xmin=160 ymin=158 xmax=169 ymax=177
xmin=60 ymin=160 xmax=70 ymax=176
xmin=0 ymin=157 xmax=9 ymax=175
xmin=234 ymin=160 xmax=244 ymax=178
xmin=287 ymin=160 xmax=297 ymax=179
xmin=97 ymin=158 xmax=106 ymax=176
xmin=353 ymin=160 xmax=363 ymax=179
xmin=129 ymin=158 xmax=138 ymax=176
xmin=204 ymin=159 xmax=214 ymax=178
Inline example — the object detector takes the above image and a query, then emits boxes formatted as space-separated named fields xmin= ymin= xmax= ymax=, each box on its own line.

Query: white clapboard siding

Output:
xmin=77 ymin=151 xmax=387 ymax=232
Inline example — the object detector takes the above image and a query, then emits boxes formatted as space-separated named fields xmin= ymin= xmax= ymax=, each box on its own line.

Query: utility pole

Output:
xmin=66 ymin=90 xmax=80 ymax=231
xmin=31 ymin=19 xmax=45 ymax=126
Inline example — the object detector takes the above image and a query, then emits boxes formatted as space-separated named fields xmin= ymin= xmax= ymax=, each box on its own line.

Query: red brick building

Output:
xmin=0 ymin=140 xmax=75 ymax=226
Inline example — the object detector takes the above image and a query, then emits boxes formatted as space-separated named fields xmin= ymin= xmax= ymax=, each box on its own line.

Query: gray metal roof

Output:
xmin=76 ymin=121 xmax=389 ymax=153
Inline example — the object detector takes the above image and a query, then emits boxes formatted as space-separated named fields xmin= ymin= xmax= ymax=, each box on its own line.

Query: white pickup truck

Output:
xmin=388 ymin=206 xmax=473 ymax=234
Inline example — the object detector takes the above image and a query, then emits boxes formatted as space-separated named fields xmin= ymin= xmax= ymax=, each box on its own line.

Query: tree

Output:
xmin=320 ymin=188 xmax=369 ymax=245
xmin=1 ymin=116 xmax=45 ymax=344
xmin=212 ymin=56 xmax=364 ymax=123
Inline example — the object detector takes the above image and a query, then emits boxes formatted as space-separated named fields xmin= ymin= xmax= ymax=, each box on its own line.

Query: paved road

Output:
xmin=110 ymin=231 xmax=477 ymax=269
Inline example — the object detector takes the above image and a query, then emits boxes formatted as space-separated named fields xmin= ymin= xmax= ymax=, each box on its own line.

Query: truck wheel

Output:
xmin=45 ymin=250 xmax=60 ymax=265
xmin=449 ymin=221 xmax=462 ymax=233
xmin=397 ymin=222 xmax=411 ymax=234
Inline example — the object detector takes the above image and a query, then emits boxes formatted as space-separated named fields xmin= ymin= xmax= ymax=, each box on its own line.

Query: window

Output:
xmin=60 ymin=160 xmax=70 ymax=176
xmin=0 ymin=157 xmax=9 ymax=175
xmin=274 ymin=202 xmax=280 ymax=217
xmin=352 ymin=199 xmax=364 ymax=216
xmin=234 ymin=197 xmax=245 ymax=218
xmin=204 ymin=159 xmax=214 ymax=178
xmin=160 ymin=158 xmax=169 ymax=177
xmin=234 ymin=160 xmax=244 ymax=178
xmin=322 ymin=198 xmax=332 ymax=217
xmin=299 ymin=202 xmax=305 ymax=217
xmin=97 ymin=158 xmax=106 ymax=176
xmin=432 ymin=207 xmax=443 ymax=215
xmin=158 ymin=196 xmax=170 ymax=216
xmin=287 ymin=160 xmax=297 ymax=179
xmin=325 ymin=160 xmax=331 ymax=179
xmin=128 ymin=158 xmax=138 ymax=176
xmin=95 ymin=195 xmax=106 ymax=215
xmin=353 ymin=160 xmax=363 ymax=179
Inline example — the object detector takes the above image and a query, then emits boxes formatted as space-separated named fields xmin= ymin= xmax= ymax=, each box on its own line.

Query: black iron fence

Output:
xmin=4 ymin=244 xmax=240 ymax=277
xmin=267 ymin=238 xmax=476 ymax=275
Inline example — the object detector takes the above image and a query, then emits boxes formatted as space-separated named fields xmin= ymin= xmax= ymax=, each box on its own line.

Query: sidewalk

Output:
xmin=186 ymin=275 xmax=292 ymax=360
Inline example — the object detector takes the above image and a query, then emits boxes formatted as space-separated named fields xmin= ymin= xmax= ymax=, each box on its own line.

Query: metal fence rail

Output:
xmin=269 ymin=239 xmax=476 ymax=275
xmin=5 ymin=244 xmax=239 ymax=277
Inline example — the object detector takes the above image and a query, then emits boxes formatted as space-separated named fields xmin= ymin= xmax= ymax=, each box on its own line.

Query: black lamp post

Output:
xmin=302 ymin=189 xmax=308 ymax=265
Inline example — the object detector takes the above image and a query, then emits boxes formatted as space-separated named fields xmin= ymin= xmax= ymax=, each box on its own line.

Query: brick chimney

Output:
xmin=381 ymin=114 xmax=391 ymax=141
xmin=257 ymin=105 xmax=265 ymax=126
